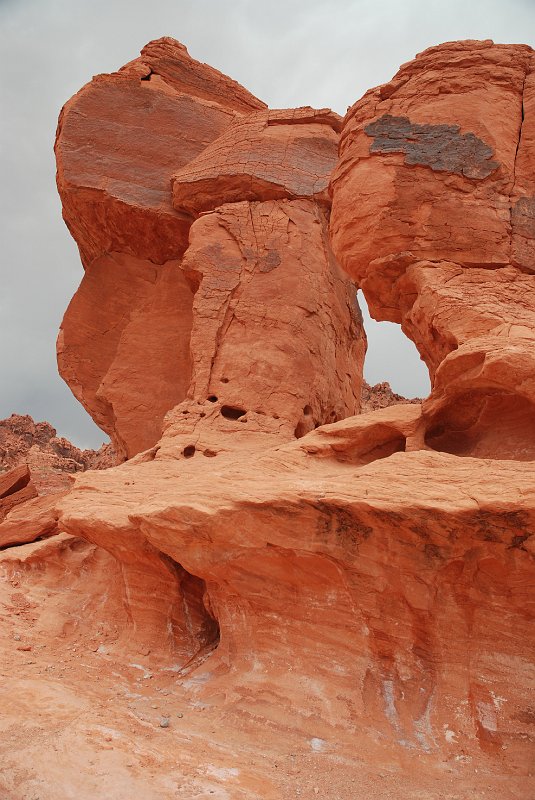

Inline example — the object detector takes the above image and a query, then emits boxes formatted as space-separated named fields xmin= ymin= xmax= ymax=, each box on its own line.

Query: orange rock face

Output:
xmin=55 ymin=38 xmax=265 ymax=459
xmin=57 ymin=413 xmax=534 ymax=790
xmin=56 ymin=39 xmax=363 ymax=459
xmin=171 ymin=107 xmax=341 ymax=214
xmin=1 ymin=39 xmax=534 ymax=800
xmin=0 ymin=464 xmax=37 ymax=522
xmin=330 ymin=39 xmax=535 ymax=463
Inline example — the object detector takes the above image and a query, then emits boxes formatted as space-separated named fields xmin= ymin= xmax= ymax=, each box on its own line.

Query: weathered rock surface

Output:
xmin=1 ymin=38 xmax=534 ymax=800
xmin=57 ymin=254 xmax=196 ymax=459
xmin=53 ymin=407 xmax=533 ymax=798
xmin=55 ymin=38 xmax=265 ymax=458
xmin=174 ymin=198 xmax=364 ymax=445
xmin=331 ymin=40 xmax=535 ymax=462
xmin=56 ymin=37 xmax=264 ymax=268
xmin=0 ymin=464 xmax=37 ymax=522
xmin=55 ymin=39 xmax=362 ymax=459
xmin=0 ymin=492 xmax=66 ymax=548
xmin=172 ymin=107 xmax=341 ymax=215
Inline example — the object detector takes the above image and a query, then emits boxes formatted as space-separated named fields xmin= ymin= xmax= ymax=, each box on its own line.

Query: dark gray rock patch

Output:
xmin=365 ymin=114 xmax=499 ymax=179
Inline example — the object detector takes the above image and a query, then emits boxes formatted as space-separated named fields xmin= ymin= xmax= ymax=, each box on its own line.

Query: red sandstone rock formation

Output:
xmin=58 ymin=408 xmax=534 ymax=780
xmin=56 ymin=39 xmax=363 ymax=460
xmin=55 ymin=38 xmax=267 ymax=459
xmin=330 ymin=39 xmax=535 ymax=461
xmin=1 ymin=39 xmax=533 ymax=800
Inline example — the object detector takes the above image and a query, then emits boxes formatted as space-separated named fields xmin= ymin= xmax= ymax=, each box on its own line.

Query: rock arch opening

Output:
xmin=357 ymin=290 xmax=430 ymax=403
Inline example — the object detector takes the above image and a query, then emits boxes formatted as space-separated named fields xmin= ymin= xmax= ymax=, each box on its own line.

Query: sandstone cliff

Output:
xmin=0 ymin=39 xmax=533 ymax=800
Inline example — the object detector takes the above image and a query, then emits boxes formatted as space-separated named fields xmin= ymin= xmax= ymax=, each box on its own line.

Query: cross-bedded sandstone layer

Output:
xmin=1 ymin=38 xmax=533 ymax=800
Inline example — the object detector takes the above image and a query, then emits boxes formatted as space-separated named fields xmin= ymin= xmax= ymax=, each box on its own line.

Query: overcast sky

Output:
xmin=1 ymin=0 xmax=534 ymax=447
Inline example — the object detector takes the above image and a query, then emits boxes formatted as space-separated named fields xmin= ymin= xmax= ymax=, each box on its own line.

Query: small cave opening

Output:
xmin=220 ymin=405 xmax=246 ymax=420
xmin=160 ymin=553 xmax=220 ymax=661
xmin=358 ymin=290 xmax=430 ymax=402
xmin=179 ymin=568 xmax=220 ymax=652
xmin=425 ymin=391 xmax=535 ymax=461
xmin=183 ymin=445 xmax=196 ymax=458
xmin=333 ymin=424 xmax=407 ymax=465
xmin=294 ymin=405 xmax=315 ymax=439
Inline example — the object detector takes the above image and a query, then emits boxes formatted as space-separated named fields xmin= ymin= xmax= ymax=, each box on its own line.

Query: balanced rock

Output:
xmin=55 ymin=39 xmax=364 ymax=459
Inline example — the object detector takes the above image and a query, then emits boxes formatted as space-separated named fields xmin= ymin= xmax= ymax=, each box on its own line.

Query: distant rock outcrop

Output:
xmin=0 ymin=414 xmax=115 ymax=494
xmin=360 ymin=380 xmax=421 ymax=413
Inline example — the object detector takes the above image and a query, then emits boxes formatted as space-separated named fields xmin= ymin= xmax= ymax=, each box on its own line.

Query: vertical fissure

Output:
xmin=509 ymin=64 xmax=529 ymax=262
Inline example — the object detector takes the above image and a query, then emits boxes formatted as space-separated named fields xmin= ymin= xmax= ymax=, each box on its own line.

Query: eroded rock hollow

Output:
xmin=1 ymin=38 xmax=534 ymax=800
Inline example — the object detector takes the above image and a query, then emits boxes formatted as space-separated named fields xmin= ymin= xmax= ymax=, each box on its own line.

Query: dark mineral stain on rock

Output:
xmin=512 ymin=195 xmax=535 ymax=238
xmin=259 ymin=249 xmax=282 ymax=273
xmin=365 ymin=114 xmax=499 ymax=179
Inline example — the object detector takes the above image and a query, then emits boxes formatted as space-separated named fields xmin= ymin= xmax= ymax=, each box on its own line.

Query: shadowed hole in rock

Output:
xmin=358 ymin=290 xmax=430 ymax=400
xmin=183 ymin=445 xmax=196 ymax=458
xmin=330 ymin=424 xmax=407 ymax=465
xmin=160 ymin=554 xmax=220 ymax=661
xmin=295 ymin=405 xmax=315 ymax=439
xmin=220 ymin=405 xmax=246 ymax=420
xmin=425 ymin=391 xmax=535 ymax=460
xmin=207 ymin=395 xmax=218 ymax=403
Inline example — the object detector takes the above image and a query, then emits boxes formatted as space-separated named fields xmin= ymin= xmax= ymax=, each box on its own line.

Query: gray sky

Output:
xmin=1 ymin=0 xmax=534 ymax=447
